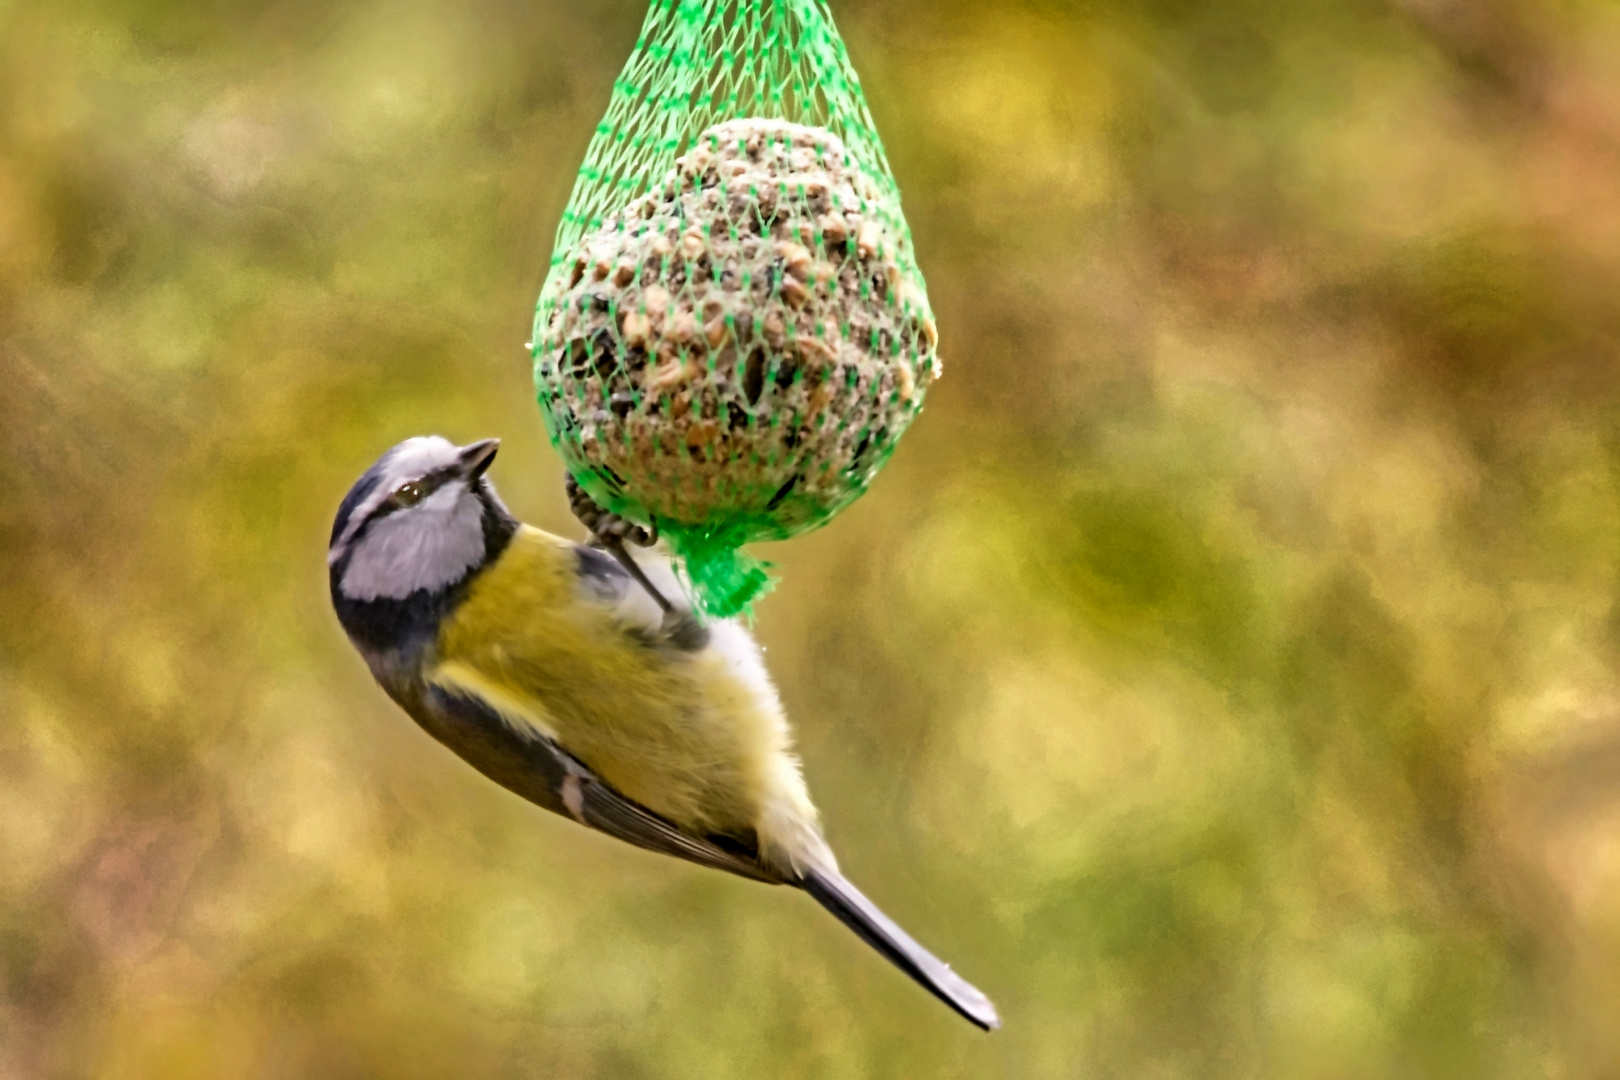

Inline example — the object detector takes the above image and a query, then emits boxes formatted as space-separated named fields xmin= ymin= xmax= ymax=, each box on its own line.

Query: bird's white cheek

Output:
xmin=340 ymin=488 xmax=485 ymax=600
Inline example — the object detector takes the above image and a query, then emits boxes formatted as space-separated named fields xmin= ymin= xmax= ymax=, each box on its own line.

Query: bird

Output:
xmin=327 ymin=434 xmax=1000 ymax=1030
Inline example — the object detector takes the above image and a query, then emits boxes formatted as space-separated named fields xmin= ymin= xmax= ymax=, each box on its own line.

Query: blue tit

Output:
xmin=327 ymin=435 xmax=999 ymax=1030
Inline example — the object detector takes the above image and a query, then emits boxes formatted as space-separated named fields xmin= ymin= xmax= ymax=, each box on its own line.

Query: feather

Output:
xmin=434 ymin=527 xmax=802 ymax=843
xmin=421 ymin=682 xmax=781 ymax=885
xmin=802 ymin=867 xmax=1001 ymax=1030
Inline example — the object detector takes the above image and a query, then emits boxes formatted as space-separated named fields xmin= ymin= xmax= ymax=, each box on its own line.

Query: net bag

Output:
xmin=532 ymin=0 xmax=939 ymax=617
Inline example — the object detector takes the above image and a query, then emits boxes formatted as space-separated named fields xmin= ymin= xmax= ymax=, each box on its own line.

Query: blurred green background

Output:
xmin=5 ymin=0 xmax=1620 ymax=1076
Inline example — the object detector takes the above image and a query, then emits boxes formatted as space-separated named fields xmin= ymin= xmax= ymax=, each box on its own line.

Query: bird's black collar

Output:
xmin=330 ymin=479 xmax=517 ymax=658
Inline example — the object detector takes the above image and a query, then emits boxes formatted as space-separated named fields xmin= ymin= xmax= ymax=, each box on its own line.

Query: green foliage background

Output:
xmin=4 ymin=0 xmax=1620 ymax=1076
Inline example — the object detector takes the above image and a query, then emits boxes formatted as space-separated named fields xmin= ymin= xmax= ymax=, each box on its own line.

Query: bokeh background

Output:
xmin=4 ymin=0 xmax=1620 ymax=1075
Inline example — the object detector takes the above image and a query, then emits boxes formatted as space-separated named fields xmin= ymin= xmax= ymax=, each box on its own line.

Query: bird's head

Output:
xmin=329 ymin=435 xmax=515 ymax=604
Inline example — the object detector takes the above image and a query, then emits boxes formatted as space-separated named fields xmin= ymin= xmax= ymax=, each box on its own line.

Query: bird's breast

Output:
xmin=428 ymin=527 xmax=784 ymax=839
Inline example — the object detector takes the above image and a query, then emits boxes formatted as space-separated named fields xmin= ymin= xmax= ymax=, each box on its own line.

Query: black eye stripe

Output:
xmin=366 ymin=464 xmax=468 ymax=523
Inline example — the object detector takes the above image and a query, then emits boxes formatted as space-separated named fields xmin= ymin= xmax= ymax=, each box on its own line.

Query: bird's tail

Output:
xmin=800 ymin=866 xmax=1000 ymax=1031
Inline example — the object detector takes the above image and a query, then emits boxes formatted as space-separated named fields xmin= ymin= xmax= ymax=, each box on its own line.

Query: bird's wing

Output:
xmin=571 ymin=543 xmax=710 ymax=651
xmin=419 ymin=681 xmax=781 ymax=885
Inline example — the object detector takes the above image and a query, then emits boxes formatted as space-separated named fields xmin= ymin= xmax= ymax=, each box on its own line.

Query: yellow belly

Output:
xmin=431 ymin=527 xmax=773 ymax=838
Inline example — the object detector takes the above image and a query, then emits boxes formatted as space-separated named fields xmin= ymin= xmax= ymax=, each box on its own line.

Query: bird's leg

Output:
xmin=603 ymin=536 xmax=674 ymax=617
xmin=565 ymin=474 xmax=669 ymax=610
xmin=566 ymin=475 xmax=709 ymax=649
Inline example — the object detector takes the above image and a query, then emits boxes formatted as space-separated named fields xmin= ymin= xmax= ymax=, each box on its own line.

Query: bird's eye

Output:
xmin=393 ymin=481 xmax=426 ymax=506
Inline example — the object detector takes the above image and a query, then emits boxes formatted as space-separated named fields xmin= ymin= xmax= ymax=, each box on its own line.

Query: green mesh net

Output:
xmin=532 ymin=0 xmax=938 ymax=618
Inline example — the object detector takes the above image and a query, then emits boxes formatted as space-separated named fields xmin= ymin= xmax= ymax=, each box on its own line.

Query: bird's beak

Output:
xmin=457 ymin=438 xmax=500 ymax=480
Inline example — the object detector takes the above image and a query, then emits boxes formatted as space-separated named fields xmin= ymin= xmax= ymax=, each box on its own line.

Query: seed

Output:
xmin=763 ymin=310 xmax=786 ymax=348
xmin=680 ymin=147 xmax=713 ymax=177
xmin=643 ymin=285 xmax=670 ymax=315
xmin=818 ymin=214 xmax=848 ymax=246
xmin=613 ymin=261 xmax=636 ymax=287
xmin=621 ymin=310 xmax=651 ymax=346
xmin=781 ymin=277 xmax=808 ymax=308
xmin=592 ymin=259 xmax=611 ymax=281
xmin=705 ymin=317 xmax=730 ymax=348
xmin=896 ymin=360 xmax=915 ymax=402
xmin=680 ymin=230 xmax=707 ymax=261
xmin=685 ymin=420 xmax=718 ymax=447
xmin=667 ymin=310 xmax=698 ymax=344
xmin=774 ymin=240 xmax=812 ymax=279
xmin=857 ymin=220 xmax=884 ymax=260
xmin=921 ymin=317 xmax=938 ymax=349
xmin=796 ymin=337 xmax=835 ymax=363
xmin=647 ymin=357 xmax=689 ymax=390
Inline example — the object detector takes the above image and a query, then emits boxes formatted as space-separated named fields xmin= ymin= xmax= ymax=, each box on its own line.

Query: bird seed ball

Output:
xmin=537 ymin=117 xmax=941 ymax=534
